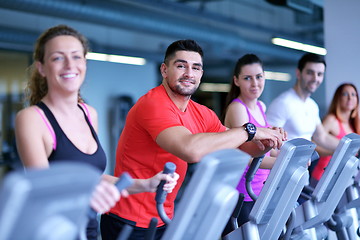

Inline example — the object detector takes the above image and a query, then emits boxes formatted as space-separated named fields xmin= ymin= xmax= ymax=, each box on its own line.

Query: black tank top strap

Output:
xmin=77 ymin=103 xmax=99 ymax=141
xmin=36 ymin=102 xmax=62 ymax=136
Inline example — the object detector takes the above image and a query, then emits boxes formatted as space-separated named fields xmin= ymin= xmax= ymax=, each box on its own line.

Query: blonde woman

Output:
xmin=15 ymin=25 xmax=178 ymax=240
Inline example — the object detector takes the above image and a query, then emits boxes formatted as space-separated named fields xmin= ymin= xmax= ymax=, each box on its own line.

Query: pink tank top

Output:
xmin=232 ymin=98 xmax=271 ymax=201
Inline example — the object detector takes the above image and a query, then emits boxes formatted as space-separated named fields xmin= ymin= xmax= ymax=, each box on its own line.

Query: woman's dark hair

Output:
xmin=221 ymin=54 xmax=263 ymax=122
xmin=327 ymin=83 xmax=360 ymax=133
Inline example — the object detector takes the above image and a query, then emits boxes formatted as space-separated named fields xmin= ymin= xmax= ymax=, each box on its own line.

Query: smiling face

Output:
xmin=36 ymin=35 xmax=86 ymax=96
xmin=296 ymin=62 xmax=325 ymax=95
xmin=161 ymin=50 xmax=203 ymax=97
xmin=234 ymin=63 xmax=265 ymax=100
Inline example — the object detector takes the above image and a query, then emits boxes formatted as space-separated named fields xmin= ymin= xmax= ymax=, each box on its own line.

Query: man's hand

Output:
xmin=147 ymin=171 xmax=180 ymax=193
xmin=252 ymin=127 xmax=287 ymax=150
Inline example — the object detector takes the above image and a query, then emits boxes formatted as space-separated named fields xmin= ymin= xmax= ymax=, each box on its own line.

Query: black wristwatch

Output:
xmin=243 ymin=122 xmax=256 ymax=142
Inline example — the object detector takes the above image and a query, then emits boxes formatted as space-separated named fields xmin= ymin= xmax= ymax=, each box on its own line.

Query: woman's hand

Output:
xmin=90 ymin=179 xmax=129 ymax=214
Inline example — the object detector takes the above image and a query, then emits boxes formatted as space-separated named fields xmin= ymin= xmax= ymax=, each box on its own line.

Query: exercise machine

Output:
xmin=161 ymin=148 xmax=250 ymax=240
xmin=289 ymin=133 xmax=360 ymax=240
xmin=0 ymin=162 xmax=133 ymax=240
xmin=224 ymin=138 xmax=317 ymax=240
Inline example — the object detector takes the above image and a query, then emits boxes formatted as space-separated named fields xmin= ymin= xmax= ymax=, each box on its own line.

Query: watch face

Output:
xmin=247 ymin=123 xmax=256 ymax=134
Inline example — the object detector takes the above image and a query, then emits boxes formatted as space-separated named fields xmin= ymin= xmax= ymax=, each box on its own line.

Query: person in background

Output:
xmin=221 ymin=54 xmax=283 ymax=234
xmin=101 ymin=39 xmax=286 ymax=240
xmin=266 ymin=53 xmax=340 ymax=164
xmin=14 ymin=24 xmax=178 ymax=240
xmin=310 ymin=83 xmax=360 ymax=186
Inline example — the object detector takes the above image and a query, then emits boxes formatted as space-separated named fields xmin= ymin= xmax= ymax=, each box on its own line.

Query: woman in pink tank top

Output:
xmin=221 ymin=54 xmax=280 ymax=235
xmin=311 ymin=83 xmax=360 ymax=185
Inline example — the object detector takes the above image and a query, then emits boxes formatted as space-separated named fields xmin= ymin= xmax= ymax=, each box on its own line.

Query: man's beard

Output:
xmin=305 ymin=83 xmax=319 ymax=95
xmin=169 ymin=79 xmax=198 ymax=96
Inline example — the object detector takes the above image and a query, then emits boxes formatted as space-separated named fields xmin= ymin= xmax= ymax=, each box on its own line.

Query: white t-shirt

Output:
xmin=266 ymin=88 xmax=321 ymax=141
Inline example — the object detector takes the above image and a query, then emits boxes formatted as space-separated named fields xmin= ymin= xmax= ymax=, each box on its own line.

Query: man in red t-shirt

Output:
xmin=100 ymin=39 xmax=286 ymax=240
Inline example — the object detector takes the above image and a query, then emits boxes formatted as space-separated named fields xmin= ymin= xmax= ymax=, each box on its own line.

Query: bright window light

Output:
xmin=264 ymin=71 xmax=291 ymax=82
xmin=272 ymin=37 xmax=327 ymax=56
xmin=86 ymin=52 xmax=146 ymax=65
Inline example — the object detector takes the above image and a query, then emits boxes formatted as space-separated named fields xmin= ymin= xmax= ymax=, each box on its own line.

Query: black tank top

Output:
xmin=37 ymin=102 xmax=106 ymax=172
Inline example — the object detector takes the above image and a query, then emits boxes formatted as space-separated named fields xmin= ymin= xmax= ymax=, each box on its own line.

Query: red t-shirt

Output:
xmin=109 ymin=85 xmax=226 ymax=228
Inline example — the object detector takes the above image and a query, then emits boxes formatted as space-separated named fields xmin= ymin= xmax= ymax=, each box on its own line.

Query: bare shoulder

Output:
xmin=227 ymin=100 xmax=247 ymax=113
xmin=322 ymin=114 xmax=338 ymax=132
xmin=15 ymin=105 xmax=53 ymax=168
xmin=322 ymin=114 xmax=337 ymax=125
xmin=15 ymin=106 xmax=51 ymax=138
xmin=15 ymin=105 xmax=49 ymax=142
xmin=16 ymin=106 xmax=40 ymax=123
xmin=225 ymin=101 xmax=248 ymax=128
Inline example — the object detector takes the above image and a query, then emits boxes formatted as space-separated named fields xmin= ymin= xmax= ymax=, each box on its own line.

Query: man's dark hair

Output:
xmin=164 ymin=39 xmax=203 ymax=64
xmin=297 ymin=53 xmax=326 ymax=71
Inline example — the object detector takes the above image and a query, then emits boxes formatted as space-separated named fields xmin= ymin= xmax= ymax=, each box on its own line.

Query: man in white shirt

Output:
xmin=266 ymin=53 xmax=339 ymax=152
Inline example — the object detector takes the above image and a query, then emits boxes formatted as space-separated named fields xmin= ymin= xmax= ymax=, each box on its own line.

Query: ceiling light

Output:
xmin=86 ymin=52 xmax=146 ymax=65
xmin=199 ymin=83 xmax=230 ymax=92
xmin=265 ymin=71 xmax=291 ymax=82
xmin=271 ymin=37 xmax=327 ymax=56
